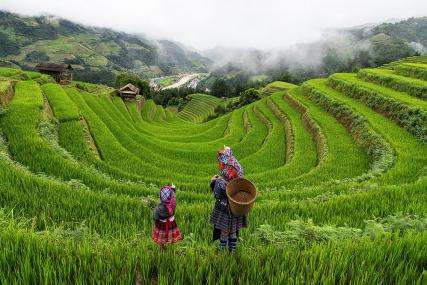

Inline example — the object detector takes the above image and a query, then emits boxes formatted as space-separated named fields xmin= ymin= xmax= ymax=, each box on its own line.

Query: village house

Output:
xmin=118 ymin=83 xmax=140 ymax=100
xmin=35 ymin=63 xmax=73 ymax=85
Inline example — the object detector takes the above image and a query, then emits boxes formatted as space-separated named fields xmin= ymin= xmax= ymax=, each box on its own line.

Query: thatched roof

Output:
xmin=119 ymin=83 xmax=139 ymax=95
xmin=35 ymin=63 xmax=73 ymax=72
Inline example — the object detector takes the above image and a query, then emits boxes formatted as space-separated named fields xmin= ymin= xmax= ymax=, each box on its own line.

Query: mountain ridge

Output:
xmin=202 ymin=17 xmax=427 ymax=75
xmin=0 ymin=10 xmax=211 ymax=85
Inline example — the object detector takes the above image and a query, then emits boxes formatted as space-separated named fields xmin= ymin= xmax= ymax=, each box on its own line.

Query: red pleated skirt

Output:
xmin=152 ymin=218 xmax=183 ymax=245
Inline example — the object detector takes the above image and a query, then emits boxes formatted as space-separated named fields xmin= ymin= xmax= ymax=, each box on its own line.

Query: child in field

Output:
xmin=210 ymin=147 xmax=247 ymax=253
xmin=152 ymin=185 xmax=183 ymax=247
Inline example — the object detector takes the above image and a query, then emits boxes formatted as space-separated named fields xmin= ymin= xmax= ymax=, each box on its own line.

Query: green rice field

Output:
xmin=0 ymin=56 xmax=426 ymax=284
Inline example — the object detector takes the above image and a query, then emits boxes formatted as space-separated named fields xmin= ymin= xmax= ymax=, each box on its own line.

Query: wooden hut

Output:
xmin=118 ymin=83 xmax=140 ymax=100
xmin=35 ymin=63 xmax=73 ymax=85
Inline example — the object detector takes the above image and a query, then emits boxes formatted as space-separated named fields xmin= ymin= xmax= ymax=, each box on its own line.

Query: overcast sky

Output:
xmin=1 ymin=0 xmax=426 ymax=50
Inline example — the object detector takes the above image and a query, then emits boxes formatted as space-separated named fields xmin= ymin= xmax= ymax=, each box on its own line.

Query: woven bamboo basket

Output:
xmin=226 ymin=178 xmax=256 ymax=217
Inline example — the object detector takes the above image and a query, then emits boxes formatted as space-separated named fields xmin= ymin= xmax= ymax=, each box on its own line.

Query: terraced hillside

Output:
xmin=177 ymin=93 xmax=222 ymax=123
xmin=0 ymin=11 xmax=211 ymax=83
xmin=0 ymin=56 xmax=426 ymax=284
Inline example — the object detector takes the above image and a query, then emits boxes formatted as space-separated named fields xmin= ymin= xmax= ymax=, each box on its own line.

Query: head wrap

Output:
xmin=217 ymin=147 xmax=243 ymax=181
xmin=160 ymin=186 xmax=176 ymax=215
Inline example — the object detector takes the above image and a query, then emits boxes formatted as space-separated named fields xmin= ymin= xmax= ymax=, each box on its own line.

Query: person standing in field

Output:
xmin=210 ymin=146 xmax=247 ymax=253
xmin=152 ymin=185 xmax=183 ymax=248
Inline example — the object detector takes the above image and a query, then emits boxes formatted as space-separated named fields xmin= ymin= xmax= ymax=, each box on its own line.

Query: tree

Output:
xmin=211 ymin=78 xmax=231 ymax=98
xmin=25 ymin=51 xmax=50 ymax=62
xmin=64 ymin=56 xmax=85 ymax=65
xmin=351 ymin=50 xmax=373 ymax=70
xmin=167 ymin=97 xmax=180 ymax=106
xmin=74 ymin=69 xmax=116 ymax=86
xmin=370 ymin=33 xmax=416 ymax=65
xmin=269 ymin=68 xmax=295 ymax=83
xmin=321 ymin=48 xmax=348 ymax=75
xmin=239 ymin=88 xmax=261 ymax=106
xmin=0 ymin=31 xmax=20 ymax=57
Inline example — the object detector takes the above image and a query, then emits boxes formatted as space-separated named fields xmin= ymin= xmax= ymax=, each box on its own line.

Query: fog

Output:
xmin=1 ymin=0 xmax=426 ymax=51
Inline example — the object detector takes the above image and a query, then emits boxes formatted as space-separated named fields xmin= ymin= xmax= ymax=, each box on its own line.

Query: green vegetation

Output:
xmin=0 ymin=80 xmax=12 ymax=107
xmin=372 ymin=16 xmax=427 ymax=47
xmin=0 ymin=11 xmax=210 ymax=85
xmin=395 ymin=63 xmax=427 ymax=81
xmin=0 ymin=81 xmax=9 ymax=93
xmin=207 ymin=81 xmax=296 ymax=121
xmin=204 ymin=17 xmax=427 ymax=90
xmin=178 ymin=94 xmax=222 ymax=123
xmin=261 ymin=81 xmax=297 ymax=95
xmin=0 ymin=67 xmax=54 ymax=84
xmin=42 ymin=83 xmax=80 ymax=122
xmin=369 ymin=33 xmax=416 ymax=66
xmin=72 ymin=80 xmax=115 ymax=97
xmin=208 ymin=72 xmax=269 ymax=99
xmin=0 ymin=56 xmax=426 ymax=284
xmin=358 ymin=68 xmax=427 ymax=99
xmin=328 ymin=73 xmax=427 ymax=142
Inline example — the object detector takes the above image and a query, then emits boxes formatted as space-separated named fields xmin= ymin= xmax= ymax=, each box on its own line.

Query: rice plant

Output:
xmin=0 ymin=57 xmax=426 ymax=284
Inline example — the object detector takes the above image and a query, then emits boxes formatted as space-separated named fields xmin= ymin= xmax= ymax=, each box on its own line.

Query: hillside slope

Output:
xmin=203 ymin=17 xmax=427 ymax=80
xmin=177 ymin=93 xmax=222 ymax=123
xmin=0 ymin=56 xmax=426 ymax=283
xmin=0 ymin=10 xmax=211 ymax=84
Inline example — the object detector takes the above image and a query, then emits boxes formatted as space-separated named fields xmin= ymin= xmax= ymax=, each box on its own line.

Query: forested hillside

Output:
xmin=0 ymin=11 xmax=211 ymax=85
xmin=202 ymin=17 xmax=427 ymax=91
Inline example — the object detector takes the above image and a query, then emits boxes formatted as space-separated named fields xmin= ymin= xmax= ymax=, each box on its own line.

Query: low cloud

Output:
xmin=204 ymin=29 xmax=376 ymax=74
xmin=0 ymin=0 xmax=426 ymax=50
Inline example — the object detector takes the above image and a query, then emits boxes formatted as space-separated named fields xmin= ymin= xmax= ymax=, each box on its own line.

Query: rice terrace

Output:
xmin=0 ymin=1 xmax=426 ymax=284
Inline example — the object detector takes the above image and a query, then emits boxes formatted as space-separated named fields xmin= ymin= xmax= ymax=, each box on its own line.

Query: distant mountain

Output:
xmin=370 ymin=17 xmax=427 ymax=51
xmin=0 ymin=10 xmax=211 ymax=85
xmin=203 ymin=17 xmax=427 ymax=76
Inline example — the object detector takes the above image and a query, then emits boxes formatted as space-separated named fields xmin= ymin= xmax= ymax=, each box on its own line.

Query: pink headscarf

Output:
xmin=160 ymin=186 xmax=176 ymax=216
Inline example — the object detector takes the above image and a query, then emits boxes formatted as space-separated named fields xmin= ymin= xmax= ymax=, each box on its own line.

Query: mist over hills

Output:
xmin=0 ymin=9 xmax=426 ymax=87
xmin=203 ymin=17 xmax=427 ymax=78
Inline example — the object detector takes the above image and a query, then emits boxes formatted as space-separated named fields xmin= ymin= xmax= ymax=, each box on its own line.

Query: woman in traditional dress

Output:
xmin=210 ymin=147 xmax=247 ymax=253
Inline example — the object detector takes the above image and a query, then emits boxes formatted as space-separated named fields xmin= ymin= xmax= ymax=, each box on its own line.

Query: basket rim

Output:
xmin=226 ymin=178 xmax=257 ymax=206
